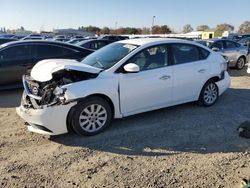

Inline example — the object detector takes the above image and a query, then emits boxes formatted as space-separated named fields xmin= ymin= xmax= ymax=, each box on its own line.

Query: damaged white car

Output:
xmin=17 ymin=38 xmax=230 ymax=136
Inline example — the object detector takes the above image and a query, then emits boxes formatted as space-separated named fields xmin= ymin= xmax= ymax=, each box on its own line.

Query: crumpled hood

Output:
xmin=31 ymin=59 xmax=102 ymax=82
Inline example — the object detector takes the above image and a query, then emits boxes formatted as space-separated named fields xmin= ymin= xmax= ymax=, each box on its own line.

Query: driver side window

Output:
xmin=128 ymin=45 xmax=169 ymax=71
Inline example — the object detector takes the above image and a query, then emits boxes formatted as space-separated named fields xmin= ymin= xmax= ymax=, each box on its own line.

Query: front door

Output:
xmin=119 ymin=44 xmax=173 ymax=116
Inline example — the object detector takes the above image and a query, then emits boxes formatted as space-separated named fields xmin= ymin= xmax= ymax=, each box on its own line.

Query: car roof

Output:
xmin=207 ymin=38 xmax=237 ymax=43
xmin=0 ymin=40 xmax=94 ymax=51
xmin=76 ymin=39 xmax=112 ymax=46
xmin=117 ymin=37 xmax=193 ymax=46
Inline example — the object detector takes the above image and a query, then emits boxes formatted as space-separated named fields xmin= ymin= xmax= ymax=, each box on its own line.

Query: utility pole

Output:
xmin=151 ymin=16 xmax=156 ymax=34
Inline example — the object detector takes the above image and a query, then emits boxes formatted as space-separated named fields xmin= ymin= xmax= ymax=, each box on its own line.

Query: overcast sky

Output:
xmin=1 ymin=0 xmax=249 ymax=32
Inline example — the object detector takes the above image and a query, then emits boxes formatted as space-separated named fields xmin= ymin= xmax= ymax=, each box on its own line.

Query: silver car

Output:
xmin=206 ymin=39 xmax=249 ymax=69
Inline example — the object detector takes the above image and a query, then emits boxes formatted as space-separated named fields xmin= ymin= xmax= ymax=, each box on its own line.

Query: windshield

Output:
xmin=81 ymin=42 xmax=138 ymax=69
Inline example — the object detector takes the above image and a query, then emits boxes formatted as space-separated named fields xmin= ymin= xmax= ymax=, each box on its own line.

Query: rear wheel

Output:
xmin=199 ymin=81 xmax=218 ymax=106
xmin=70 ymin=97 xmax=112 ymax=136
xmin=235 ymin=57 xmax=246 ymax=70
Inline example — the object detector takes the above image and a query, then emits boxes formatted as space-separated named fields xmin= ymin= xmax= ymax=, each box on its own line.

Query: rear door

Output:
xmin=0 ymin=44 xmax=35 ymax=85
xmin=170 ymin=43 xmax=211 ymax=103
xmin=223 ymin=40 xmax=239 ymax=63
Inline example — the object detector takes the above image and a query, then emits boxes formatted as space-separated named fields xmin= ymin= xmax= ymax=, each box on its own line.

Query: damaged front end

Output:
xmin=22 ymin=69 xmax=98 ymax=109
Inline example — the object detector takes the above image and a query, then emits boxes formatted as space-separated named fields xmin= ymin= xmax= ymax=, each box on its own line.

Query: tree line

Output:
xmin=78 ymin=21 xmax=250 ymax=35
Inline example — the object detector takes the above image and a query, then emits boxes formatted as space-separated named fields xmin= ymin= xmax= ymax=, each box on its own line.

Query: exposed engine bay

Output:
xmin=22 ymin=70 xmax=98 ymax=109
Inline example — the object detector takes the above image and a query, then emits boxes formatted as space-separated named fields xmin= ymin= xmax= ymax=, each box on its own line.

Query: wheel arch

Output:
xmin=198 ymin=76 xmax=220 ymax=100
xmin=66 ymin=93 xmax=115 ymax=133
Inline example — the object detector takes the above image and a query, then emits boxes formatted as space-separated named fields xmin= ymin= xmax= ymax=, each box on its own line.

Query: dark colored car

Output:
xmin=76 ymin=39 xmax=113 ymax=50
xmin=68 ymin=38 xmax=87 ymax=44
xmin=0 ymin=38 xmax=18 ymax=45
xmin=100 ymin=35 xmax=129 ymax=41
xmin=0 ymin=40 xmax=94 ymax=89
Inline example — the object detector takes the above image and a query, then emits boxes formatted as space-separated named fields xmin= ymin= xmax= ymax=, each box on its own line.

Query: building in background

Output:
xmin=53 ymin=28 xmax=94 ymax=37
xmin=201 ymin=29 xmax=221 ymax=40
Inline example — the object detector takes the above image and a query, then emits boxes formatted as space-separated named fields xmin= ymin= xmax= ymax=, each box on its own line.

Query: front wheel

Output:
xmin=198 ymin=81 xmax=219 ymax=106
xmin=235 ymin=57 xmax=246 ymax=70
xmin=70 ymin=97 xmax=112 ymax=136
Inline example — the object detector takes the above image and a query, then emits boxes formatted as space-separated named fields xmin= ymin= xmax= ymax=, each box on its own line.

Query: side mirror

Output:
xmin=123 ymin=63 xmax=140 ymax=73
xmin=212 ymin=47 xmax=220 ymax=52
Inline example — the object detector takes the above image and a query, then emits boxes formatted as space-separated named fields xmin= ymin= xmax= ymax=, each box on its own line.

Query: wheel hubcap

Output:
xmin=204 ymin=83 xmax=218 ymax=104
xmin=79 ymin=104 xmax=107 ymax=132
xmin=237 ymin=58 xmax=245 ymax=69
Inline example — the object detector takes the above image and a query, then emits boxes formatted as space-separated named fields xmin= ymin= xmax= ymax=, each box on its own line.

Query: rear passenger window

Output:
xmin=199 ymin=48 xmax=210 ymax=59
xmin=212 ymin=41 xmax=223 ymax=49
xmin=225 ymin=41 xmax=236 ymax=48
xmin=36 ymin=45 xmax=63 ymax=58
xmin=171 ymin=44 xmax=202 ymax=65
xmin=61 ymin=47 xmax=75 ymax=55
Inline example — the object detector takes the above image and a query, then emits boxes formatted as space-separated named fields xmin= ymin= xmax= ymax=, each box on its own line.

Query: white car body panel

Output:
xmin=31 ymin=59 xmax=102 ymax=82
xmin=62 ymin=72 xmax=122 ymax=118
xmin=119 ymin=66 xmax=173 ymax=115
xmin=16 ymin=102 xmax=76 ymax=135
xmin=16 ymin=38 xmax=231 ymax=135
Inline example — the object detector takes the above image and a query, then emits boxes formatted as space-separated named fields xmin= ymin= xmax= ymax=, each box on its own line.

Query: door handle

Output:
xmin=159 ymin=75 xmax=171 ymax=80
xmin=198 ymin=69 xmax=206 ymax=73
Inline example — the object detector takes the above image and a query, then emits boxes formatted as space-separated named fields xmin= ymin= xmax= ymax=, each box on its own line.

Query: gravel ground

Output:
xmin=0 ymin=68 xmax=250 ymax=188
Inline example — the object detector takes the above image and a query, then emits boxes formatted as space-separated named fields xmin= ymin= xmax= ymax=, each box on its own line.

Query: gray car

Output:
xmin=205 ymin=39 xmax=249 ymax=69
xmin=196 ymin=39 xmax=250 ymax=69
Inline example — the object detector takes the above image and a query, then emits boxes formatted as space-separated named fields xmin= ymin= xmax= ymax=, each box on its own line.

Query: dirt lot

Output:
xmin=0 ymin=68 xmax=250 ymax=188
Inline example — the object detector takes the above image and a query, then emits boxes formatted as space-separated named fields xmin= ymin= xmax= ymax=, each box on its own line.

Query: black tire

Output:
xmin=235 ymin=57 xmax=246 ymax=70
xmin=69 ymin=97 xmax=112 ymax=136
xmin=198 ymin=80 xmax=219 ymax=107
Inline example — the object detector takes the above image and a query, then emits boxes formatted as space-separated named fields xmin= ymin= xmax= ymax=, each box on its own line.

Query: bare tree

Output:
xmin=183 ymin=24 xmax=193 ymax=33
xmin=238 ymin=21 xmax=250 ymax=33
xmin=215 ymin=23 xmax=234 ymax=36
xmin=196 ymin=25 xmax=210 ymax=31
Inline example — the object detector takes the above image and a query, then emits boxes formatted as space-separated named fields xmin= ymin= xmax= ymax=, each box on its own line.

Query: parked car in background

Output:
xmin=76 ymin=39 xmax=113 ymax=50
xmin=16 ymin=38 xmax=230 ymax=136
xmin=67 ymin=38 xmax=87 ymax=44
xmin=237 ymin=37 xmax=250 ymax=48
xmin=52 ymin=35 xmax=70 ymax=42
xmin=227 ymin=33 xmax=250 ymax=41
xmin=100 ymin=35 xmax=129 ymax=41
xmin=0 ymin=38 xmax=17 ymax=45
xmin=202 ymin=39 xmax=249 ymax=69
xmin=22 ymin=34 xmax=44 ymax=40
xmin=0 ymin=34 xmax=16 ymax=39
xmin=0 ymin=40 xmax=93 ymax=89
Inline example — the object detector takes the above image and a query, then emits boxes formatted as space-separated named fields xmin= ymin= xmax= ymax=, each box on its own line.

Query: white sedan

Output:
xmin=17 ymin=38 xmax=230 ymax=136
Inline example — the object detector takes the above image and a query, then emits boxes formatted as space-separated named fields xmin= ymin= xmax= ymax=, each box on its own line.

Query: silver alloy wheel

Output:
xmin=203 ymin=83 xmax=218 ymax=105
xmin=237 ymin=58 xmax=245 ymax=69
xmin=78 ymin=104 xmax=107 ymax=132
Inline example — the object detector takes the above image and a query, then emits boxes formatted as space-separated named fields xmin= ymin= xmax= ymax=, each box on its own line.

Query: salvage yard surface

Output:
xmin=0 ymin=68 xmax=250 ymax=188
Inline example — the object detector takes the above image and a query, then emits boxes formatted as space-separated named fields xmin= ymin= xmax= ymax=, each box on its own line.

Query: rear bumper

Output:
xmin=216 ymin=71 xmax=230 ymax=95
xmin=16 ymin=102 xmax=76 ymax=135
